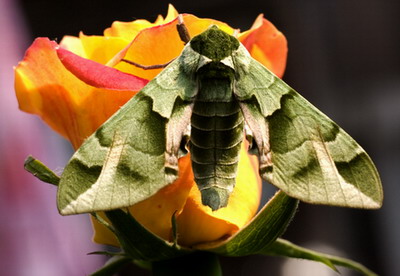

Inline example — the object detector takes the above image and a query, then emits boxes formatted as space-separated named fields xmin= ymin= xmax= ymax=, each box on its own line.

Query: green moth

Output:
xmin=57 ymin=22 xmax=382 ymax=215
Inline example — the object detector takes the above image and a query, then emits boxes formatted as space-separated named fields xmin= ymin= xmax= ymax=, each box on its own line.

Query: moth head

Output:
xmin=190 ymin=25 xmax=240 ymax=62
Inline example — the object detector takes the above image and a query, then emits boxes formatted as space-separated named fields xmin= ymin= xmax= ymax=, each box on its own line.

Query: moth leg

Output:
xmin=244 ymin=123 xmax=257 ymax=155
xmin=239 ymin=102 xmax=273 ymax=173
xmin=179 ymin=124 xmax=191 ymax=157
xmin=165 ymin=102 xmax=193 ymax=183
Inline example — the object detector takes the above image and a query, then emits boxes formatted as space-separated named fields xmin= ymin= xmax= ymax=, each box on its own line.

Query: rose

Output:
xmin=15 ymin=4 xmax=287 ymax=248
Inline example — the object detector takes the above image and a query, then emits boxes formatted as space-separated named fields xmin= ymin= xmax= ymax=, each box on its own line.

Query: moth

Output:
xmin=57 ymin=18 xmax=382 ymax=215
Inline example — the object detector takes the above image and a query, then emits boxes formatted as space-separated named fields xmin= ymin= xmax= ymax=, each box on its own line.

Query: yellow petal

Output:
xmin=103 ymin=4 xmax=179 ymax=41
xmin=78 ymin=33 xmax=130 ymax=65
xmin=163 ymin=4 xmax=179 ymax=23
xmin=239 ymin=14 xmax=288 ymax=78
xmin=59 ymin=35 xmax=85 ymax=57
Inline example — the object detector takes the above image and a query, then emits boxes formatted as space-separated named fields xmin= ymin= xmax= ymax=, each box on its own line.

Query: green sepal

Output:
xmin=24 ymin=156 xmax=60 ymax=186
xmin=171 ymin=211 xmax=178 ymax=247
xmin=105 ymin=209 xmax=191 ymax=261
xmin=262 ymin=238 xmax=378 ymax=276
xmin=208 ymin=190 xmax=298 ymax=256
xmin=152 ymin=251 xmax=222 ymax=276
xmin=89 ymin=255 xmax=133 ymax=276
xmin=87 ymin=251 xmax=126 ymax=257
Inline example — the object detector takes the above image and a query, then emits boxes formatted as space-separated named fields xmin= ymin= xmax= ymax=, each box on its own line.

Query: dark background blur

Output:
xmin=3 ymin=0 xmax=399 ymax=275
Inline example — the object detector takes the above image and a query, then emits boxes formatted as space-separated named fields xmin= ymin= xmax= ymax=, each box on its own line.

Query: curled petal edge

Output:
xmin=56 ymin=47 xmax=149 ymax=91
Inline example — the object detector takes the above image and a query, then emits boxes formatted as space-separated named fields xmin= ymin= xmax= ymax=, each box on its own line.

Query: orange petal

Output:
xmin=239 ymin=14 xmax=287 ymax=78
xmin=71 ymin=87 xmax=136 ymax=148
xmin=176 ymin=143 xmax=262 ymax=247
xmin=103 ymin=20 xmax=155 ymax=41
xmin=116 ymin=15 xmax=235 ymax=80
xmin=15 ymin=38 xmax=136 ymax=149
xmin=15 ymin=38 xmax=88 ymax=146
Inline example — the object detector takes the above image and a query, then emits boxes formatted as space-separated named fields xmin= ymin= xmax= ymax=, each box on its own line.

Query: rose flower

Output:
xmin=15 ymin=5 xmax=287 ymax=248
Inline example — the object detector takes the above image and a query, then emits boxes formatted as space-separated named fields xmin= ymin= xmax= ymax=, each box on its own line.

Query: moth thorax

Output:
xmin=190 ymin=25 xmax=239 ymax=61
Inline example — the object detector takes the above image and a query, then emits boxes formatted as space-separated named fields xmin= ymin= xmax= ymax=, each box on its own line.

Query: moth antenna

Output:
xmin=177 ymin=14 xmax=191 ymax=44
xmin=121 ymin=58 xmax=174 ymax=70
xmin=120 ymin=14 xmax=189 ymax=69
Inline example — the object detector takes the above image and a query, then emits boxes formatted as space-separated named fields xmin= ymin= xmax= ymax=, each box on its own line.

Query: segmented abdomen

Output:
xmin=190 ymin=95 xmax=244 ymax=211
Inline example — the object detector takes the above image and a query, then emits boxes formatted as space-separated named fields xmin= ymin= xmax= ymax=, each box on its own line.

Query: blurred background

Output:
xmin=1 ymin=0 xmax=399 ymax=275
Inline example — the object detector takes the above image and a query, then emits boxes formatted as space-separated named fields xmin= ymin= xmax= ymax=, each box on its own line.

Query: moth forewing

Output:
xmin=58 ymin=46 xmax=198 ymax=215
xmin=58 ymin=92 xmax=170 ymax=215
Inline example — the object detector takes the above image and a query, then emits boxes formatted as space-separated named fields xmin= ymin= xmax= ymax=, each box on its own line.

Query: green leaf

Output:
xmin=105 ymin=209 xmax=191 ymax=261
xmin=89 ymin=255 xmax=132 ymax=276
xmin=209 ymin=190 xmax=298 ymax=256
xmin=152 ymin=251 xmax=222 ymax=276
xmin=24 ymin=156 xmax=60 ymax=186
xmin=262 ymin=238 xmax=378 ymax=276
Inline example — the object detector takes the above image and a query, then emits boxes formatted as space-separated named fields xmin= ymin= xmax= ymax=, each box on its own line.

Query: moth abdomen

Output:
xmin=190 ymin=97 xmax=244 ymax=211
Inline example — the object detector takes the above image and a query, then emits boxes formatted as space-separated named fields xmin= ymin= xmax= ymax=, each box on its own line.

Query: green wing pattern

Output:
xmin=58 ymin=56 xmax=197 ymax=215
xmin=235 ymin=48 xmax=382 ymax=209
